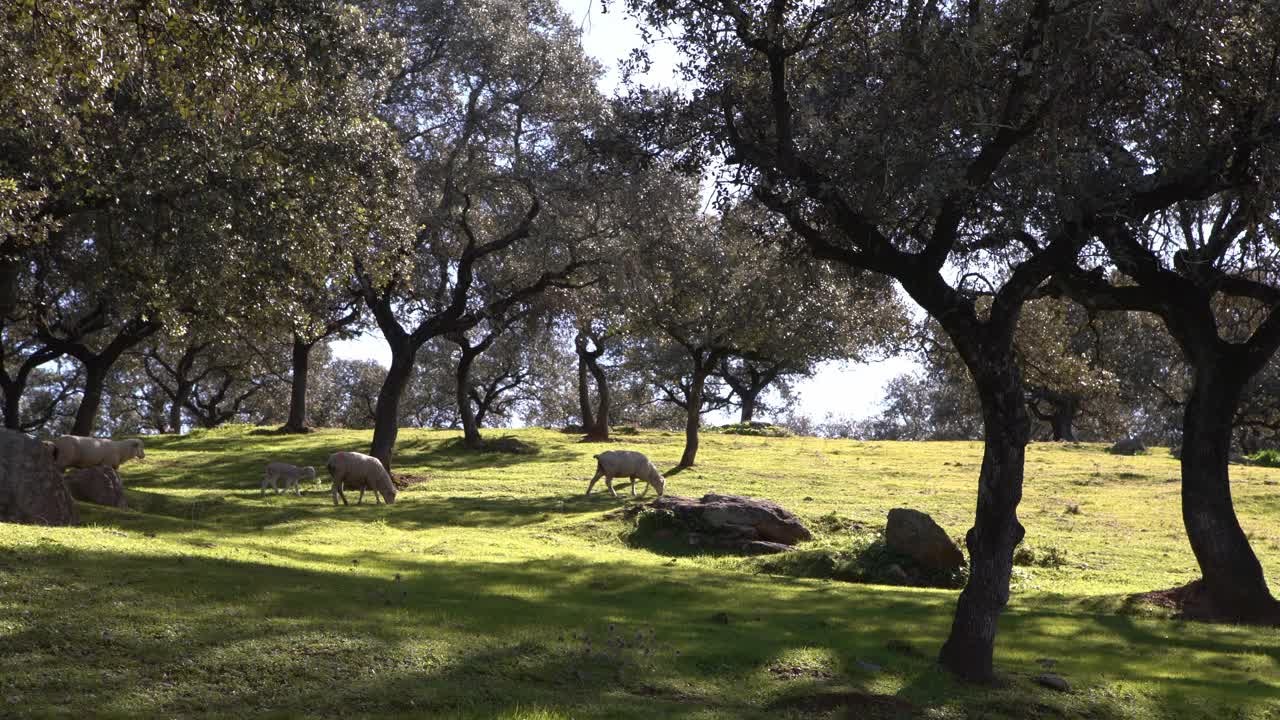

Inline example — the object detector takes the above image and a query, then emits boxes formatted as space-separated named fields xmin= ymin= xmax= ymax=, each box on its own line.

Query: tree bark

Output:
xmin=369 ymin=348 xmax=415 ymax=471
xmin=283 ymin=335 xmax=313 ymax=432
xmin=938 ymin=354 xmax=1029 ymax=683
xmin=1 ymin=378 xmax=22 ymax=430
xmin=1181 ymin=364 xmax=1280 ymax=623
xmin=577 ymin=353 xmax=595 ymax=430
xmin=679 ymin=370 xmax=707 ymax=467
xmin=739 ymin=390 xmax=758 ymax=424
xmin=71 ymin=361 xmax=109 ymax=436
xmin=167 ymin=380 xmax=193 ymax=434
xmin=584 ymin=352 xmax=610 ymax=442
xmin=456 ymin=350 xmax=483 ymax=449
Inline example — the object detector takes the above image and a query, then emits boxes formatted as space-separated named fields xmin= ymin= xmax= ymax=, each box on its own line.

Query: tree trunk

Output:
xmin=71 ymin=362 xmax=109 ymax=436
xmin=456 ymin=351 xmax=483 ymax=449
xmin=0 ymin=254 xmax=18 ymax=323
xmin=369 ymin=349 xmax=414 ymax=471
xmin=584 ymin=354 xmax=610 ymax=442
xmin=938 ymin=356 xmax=1029 ymax=683
xmin=283 ymin=336 xmax=312 ymax=432
xmin=739 ymin=390 xmax=758 ymax=424
xmin=2 ymin=377 xmax=24 ymax=430
xmin=679 ymin=371 xmax=706 ymax=468
xmin=168 ymin=381 xmax=192 ymax=434
xmin=1050 ymin=405 xmax=1076 ymax=442
xmin=1180 ymin=365 xmax=1280 ymax=623
xmin=577 ymin=354 xmax=595 ymax=430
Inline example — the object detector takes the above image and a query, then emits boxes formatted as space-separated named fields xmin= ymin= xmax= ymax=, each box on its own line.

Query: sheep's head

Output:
xmin=651 ymin=474 xmax=666 ymax=497
xmin=129 ymin=439 xmax=145 ymax=459
xmin=379 ymin=473 xmax=398 ymax=504
xmin=304 ymin=466 xmax=318 ymax=482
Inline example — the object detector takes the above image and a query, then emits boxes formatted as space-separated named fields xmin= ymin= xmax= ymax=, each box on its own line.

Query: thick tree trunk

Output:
xmin=456 ymin=352 xmax=483 ymax=449
xmin=167 ymin=381 xmax=192 ymax=434
xmin=0 ymin=254 xmax=18 ymax=322
xmin=1050 ymin=407 xmax=1076 ymax=442
xmin=283 ymin=336 xmax=312 ymax=432
xmin=679 ymin=371 xmax=706 ymax=468
xmin=2 ymin=378 xmax=24 ymax=430
xmin=938 ymin=358 xmax=1029 ymax=683
xmin=738 ymin=391 xmax=758 ymax=424
xmin=369 ymin=349 xmax=415 ymax=471
xmin=71 ymin=362 xmax=109 ymax=436
xmin=1180 ymin=365 xmax=1280 ymax=623
xmin=584 ymin=354 xmax=610 ymax=442
xmin=577 ymin=354 xmax=595 ymax=430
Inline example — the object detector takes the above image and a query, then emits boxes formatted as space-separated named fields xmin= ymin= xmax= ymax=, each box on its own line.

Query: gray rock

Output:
xmin=855 ymin=660 xmax=883 ymax=673
xmin=1108 ymin=438 xmax=1146 ymax=455
xmin=0 ymin=430 xmax=78 ymax=526
xmin=648 ymin=493 xmax=812 ymax=548
xmin=1036 ymin=673 xmax=1071 ymax=692
xmin=885 ymin=508 xmax=965 ymax=571
xmin=64 ymin=466 xmax=128 ymax=509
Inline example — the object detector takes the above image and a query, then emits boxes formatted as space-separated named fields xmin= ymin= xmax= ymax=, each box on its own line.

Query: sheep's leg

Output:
xmin=261 ymin=472 xmax=269 ymax=497
xmin=605 ymin=475 xmax=618 ymax=498
xmin=629 ymin=476 xmax=638 ymax=497
xmin=357 ymin=488 xmax=366 ymax=504
xmin=585 ymin=467 xmax=605 ymax=496
xmin=332 ymin=479 xmax=347 ymax=506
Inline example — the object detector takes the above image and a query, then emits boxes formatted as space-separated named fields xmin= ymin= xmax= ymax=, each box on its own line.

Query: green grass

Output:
xmin=2 ymin=426 xmax=1278 ymax=719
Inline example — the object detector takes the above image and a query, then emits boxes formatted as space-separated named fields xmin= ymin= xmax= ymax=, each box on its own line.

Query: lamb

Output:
xmin=585 ymin=450 xmax=666 ymax=498
xmin=261 ymin=462 xmax=318 ymax=496
xmin=52 ymin=435 xmax=144 ymax=471
xmin=326 ymin=451 xmax=397 ymax=506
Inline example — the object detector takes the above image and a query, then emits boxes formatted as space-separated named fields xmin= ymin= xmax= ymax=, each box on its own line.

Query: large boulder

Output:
xmin=1108 ymin=438 xmax=1146 ymax=455
xmin=0 ymin=429 xmax=78 ymax=526
xmin=884 ymin=508 xmax=965 ymax=571
xmin=64 ymin=466 xmax=128 ymax=509
xmin=643 ymin=493 xmax=813 ymax=553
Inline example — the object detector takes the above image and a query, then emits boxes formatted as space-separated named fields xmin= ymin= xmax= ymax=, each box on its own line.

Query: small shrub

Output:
xmin=1013 ymin=543 xmax=1070 ymax=568
xmin=709 ymin=422 xmax=791 ymax=437
xmin=755 ymin=531 xmax=967 ymax=589
xmin=1247 ymin=449 xmax=1280 ymax=467
xmin=611 ymin=426 xmax=640 ymax=436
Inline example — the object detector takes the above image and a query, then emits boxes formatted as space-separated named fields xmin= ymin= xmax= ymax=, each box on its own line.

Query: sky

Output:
xmin=331 ymin=0 xmax=917 ymax=424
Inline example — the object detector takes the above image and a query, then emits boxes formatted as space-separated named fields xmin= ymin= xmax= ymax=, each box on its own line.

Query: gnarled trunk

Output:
xmin=456 ymin=350 xmax=483 ymax=449
xmin=1181 ymin=365 xmax=1279 ymax=623
xmin=283 ymin=336 xmax=312 ymax=432
xmin=577 ymin=354 xmax=595 ymax=429
xmin=2 ymin=377 xmax=24 ymax=430
xmin=679 ymin=371 xmax=706 ymax=467
xmin=369 ymin=349 xmax=414 ymax=471
xmin=584 ymin=353 xmax=610 ymax=442
xmin=167 ymin=380 xmax=192 ymax=434
xmin=938 ymin=355 xmax=1028 ymax=683
xmin=738 ymin=390 xmax=758 ymax=424
xmin=71 ymin=362 xmax=108 ymax=436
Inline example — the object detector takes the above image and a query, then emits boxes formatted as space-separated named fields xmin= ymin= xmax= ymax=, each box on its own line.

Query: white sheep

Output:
xmin=261 ymin=462 xmax=318 ymax=496
xmin=585 ymin=450 xmax=666 ymax=498
xmin=52 ymin=435 xmax=144 ymax=471
xmin=326 ymin=451 xmax=397 ymax=506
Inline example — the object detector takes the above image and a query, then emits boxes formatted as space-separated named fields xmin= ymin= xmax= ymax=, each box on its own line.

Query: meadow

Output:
xmin=2 ymin=426 xmax=1278 ymax=719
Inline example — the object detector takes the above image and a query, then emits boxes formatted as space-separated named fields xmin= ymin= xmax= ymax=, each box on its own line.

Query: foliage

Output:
xmin=707 ymin=422 xmax=791 ymax=438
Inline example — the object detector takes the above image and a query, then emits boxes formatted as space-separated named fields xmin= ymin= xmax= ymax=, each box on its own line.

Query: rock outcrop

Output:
xmin=0 ymin=430 xmax=79 ymax=526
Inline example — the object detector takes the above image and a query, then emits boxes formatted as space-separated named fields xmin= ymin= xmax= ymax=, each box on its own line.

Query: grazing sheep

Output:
xmin=585 ymin=450 xmax=666 ymax=498
xmin=52 ymin=435 xmax=144 ymax=471
xmin=261 ymin=462 xmax=318 ymax=496
xmin=326 ymin=451 xmax=397 ymax=506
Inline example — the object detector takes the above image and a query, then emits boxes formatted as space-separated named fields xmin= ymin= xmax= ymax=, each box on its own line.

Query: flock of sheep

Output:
xmin=47 ymin=435 xmax=667 ymax=505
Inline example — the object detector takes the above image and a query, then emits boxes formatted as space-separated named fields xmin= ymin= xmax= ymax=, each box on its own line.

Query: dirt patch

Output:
xmin=1130 ymin=579 xmax=1280 ymax=623
xmin=391 ymin=473 xmax=429 ymax=490
xmin=767 ymin=691 xmax=917 ymax=718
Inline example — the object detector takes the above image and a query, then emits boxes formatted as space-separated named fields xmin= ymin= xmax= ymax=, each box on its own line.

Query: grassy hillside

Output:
xmin=2 ymin=426 xmax=1278 ymax=719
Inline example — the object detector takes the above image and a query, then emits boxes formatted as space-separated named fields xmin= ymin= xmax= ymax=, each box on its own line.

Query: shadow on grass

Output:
xmin=1 ymin=542 xmax=1276 ymax=719
xmin=116 ymin=488 xmax=611 ymax=534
